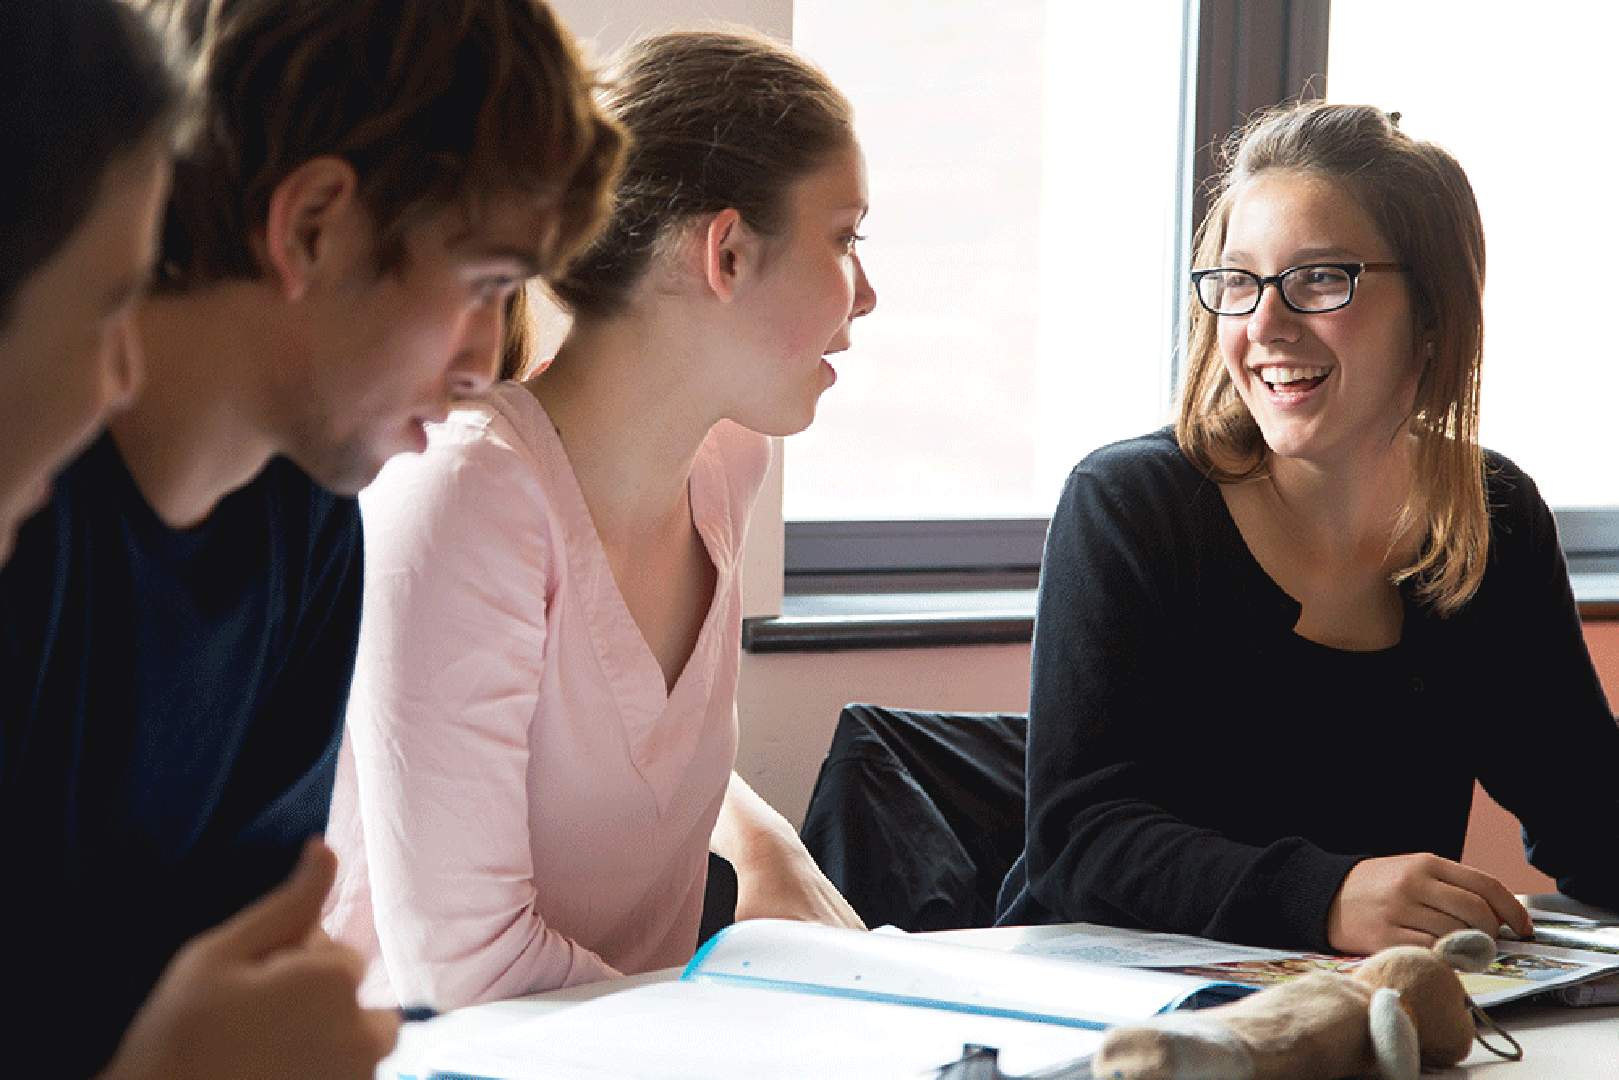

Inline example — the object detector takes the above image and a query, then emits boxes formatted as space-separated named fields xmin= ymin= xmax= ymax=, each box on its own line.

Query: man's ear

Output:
xmin=701 ymin=208 xmax=753 ymax=302
xmin=258 ymin=157 xmax=361 ymax=302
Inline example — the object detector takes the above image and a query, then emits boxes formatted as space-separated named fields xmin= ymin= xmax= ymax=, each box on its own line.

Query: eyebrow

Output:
xmin=460 ymin=245 xmax=544 ymax=277
xmin=1218 ymin=246 xmax=1360 ymax=265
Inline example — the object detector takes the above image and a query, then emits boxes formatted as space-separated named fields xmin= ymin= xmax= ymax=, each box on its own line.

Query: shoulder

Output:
xmin=358 ymin=391 xmax=557 ymax=584
xmin=1056 ymin=428 xmax=1215 ymax=534
xmin=1482 ymin=447 xmax=1544 ymax=518
xmin=363 ymin=391 xmax=550 ymax=533
xmin=1482 ymin=447 xmax=1553 ymax=541
xmin=1075 ymin=428 xmax=1202 ymax=484
xmin=1478 ymin=446 xmax=1559 ymax=565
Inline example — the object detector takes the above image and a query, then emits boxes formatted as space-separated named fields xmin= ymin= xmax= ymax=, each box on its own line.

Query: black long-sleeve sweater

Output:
xmin=998 ymin=429 xmax=1619 ymax=950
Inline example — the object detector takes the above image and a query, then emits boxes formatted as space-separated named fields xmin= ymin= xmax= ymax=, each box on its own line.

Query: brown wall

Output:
xmin=1460 ymin=621 xmax=1619 ymax=892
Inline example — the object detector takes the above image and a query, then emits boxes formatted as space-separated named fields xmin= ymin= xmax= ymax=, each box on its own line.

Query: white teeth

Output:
xmin=1261 ymin=365 xmax=1329 ymax=386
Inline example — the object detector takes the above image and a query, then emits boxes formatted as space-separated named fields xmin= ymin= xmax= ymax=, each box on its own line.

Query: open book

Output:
xmin=411 ymin=918 xmax=1619 ymax=1079
xmin=416 ymin=920 xmax=1255 ymax=1079
xmin=1005 ymin=921 xmax=1619 ymax=1009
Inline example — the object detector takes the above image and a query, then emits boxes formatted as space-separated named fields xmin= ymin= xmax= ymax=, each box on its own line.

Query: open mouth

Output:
xmin=1258 ymin=365 xmax=1330 ymax=394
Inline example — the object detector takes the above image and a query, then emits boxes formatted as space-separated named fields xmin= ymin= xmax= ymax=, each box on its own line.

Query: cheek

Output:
xmin=2 ymin=321 xmax=119 ymax=472
xmin=365 ymin=306 xmax=457 ymax=382
xmin=1216 ymin=321 xmax=1249 ymax=378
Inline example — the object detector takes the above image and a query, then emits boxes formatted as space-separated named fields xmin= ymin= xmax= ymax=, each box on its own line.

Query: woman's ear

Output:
xmin=257 ymin=156 xmax=361 ymax=302
xmin=701 ymin=208 xmax=753 ymax=302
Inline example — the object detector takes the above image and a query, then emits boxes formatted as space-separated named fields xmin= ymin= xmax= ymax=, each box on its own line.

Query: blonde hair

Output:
xmin=1176 ymin=101 xmax=1487 ymax=616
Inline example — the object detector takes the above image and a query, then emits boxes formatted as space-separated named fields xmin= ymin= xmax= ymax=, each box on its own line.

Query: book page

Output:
xmin=423 ymin=980 xmax=1103 ymax=1080
xmin=1156 ymin=942 xmax=1619 ymax=1009
xmin=684 ymin=920 xmax=1247 ymax=1028
xmin=1008 ymin=923 xmax=1307 ymax=967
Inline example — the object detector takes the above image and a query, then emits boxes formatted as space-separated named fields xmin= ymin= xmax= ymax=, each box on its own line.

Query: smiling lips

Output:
xmin=1257 ymin=364 xmax=1330 ymax=396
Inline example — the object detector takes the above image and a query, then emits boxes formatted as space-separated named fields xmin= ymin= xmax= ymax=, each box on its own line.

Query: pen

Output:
xmin=398 ymin=1005 xmax=439 ymax=1024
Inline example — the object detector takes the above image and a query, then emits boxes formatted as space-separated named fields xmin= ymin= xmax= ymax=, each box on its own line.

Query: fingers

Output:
xmin=254 ymin=945 xmax=395 ymax=1071
xmin=1416 ymin=877 xmax=1502 ymax=938
xmin=1381 ymin=926 xmax=1445 ymax=950
xmin=362 ymin=1006 xmax=403 ymax=1062
xmin=1383 ymin=856 xmax=1530 ymax=943
xmin=1330 ymin=853 xmax=1531 ymax=955
xmin=1430 ymin=859 xmax=1532 ymax=936
xmin=198 ymin=838 xmax=337 ymax=962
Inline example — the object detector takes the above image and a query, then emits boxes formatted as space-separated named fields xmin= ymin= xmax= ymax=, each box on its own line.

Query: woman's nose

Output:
xmin=851 ymin=254 xmax=877 ymax=319
xmin=1245 ymin=281 xmax=1300 ymax=345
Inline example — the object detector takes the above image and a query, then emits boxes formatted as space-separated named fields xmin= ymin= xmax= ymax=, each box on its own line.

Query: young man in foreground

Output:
xmin=0 ymin=1 xmax=622 ymax=1075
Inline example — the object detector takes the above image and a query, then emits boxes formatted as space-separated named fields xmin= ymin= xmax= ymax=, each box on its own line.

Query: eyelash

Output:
xmin=842 ymin=232 xmax=867 ymax=254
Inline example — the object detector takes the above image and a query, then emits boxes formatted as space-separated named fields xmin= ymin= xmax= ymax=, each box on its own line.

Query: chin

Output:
xmin=294 ymin=442 xmax=394 ymax=496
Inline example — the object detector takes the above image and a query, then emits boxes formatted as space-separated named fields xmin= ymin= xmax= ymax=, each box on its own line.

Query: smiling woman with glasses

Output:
xmin=999 ymin=101 xmax=1619 ymax=963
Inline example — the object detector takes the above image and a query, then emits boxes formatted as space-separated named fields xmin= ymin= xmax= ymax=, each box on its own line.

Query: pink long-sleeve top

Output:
xmin=323 ymin=381 xmax=769 ymax=1009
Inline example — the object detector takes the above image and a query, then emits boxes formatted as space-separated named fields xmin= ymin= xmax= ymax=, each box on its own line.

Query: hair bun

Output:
xmin=1387 ymin=110 xmax=1403 ymax=127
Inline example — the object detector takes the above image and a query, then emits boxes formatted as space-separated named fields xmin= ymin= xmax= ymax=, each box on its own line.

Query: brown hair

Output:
xmin=1176 ymin=102 xmax=1487 ymax=615
xmin=553 ymin=28 xmax=854 ymax=319
xmin=137 ymin=0 xmax=624 ymax=292
xmin=497 ymin=286 xmax=534 ymax=381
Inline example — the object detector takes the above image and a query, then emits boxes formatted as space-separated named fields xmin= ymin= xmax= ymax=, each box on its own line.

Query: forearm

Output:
xmin=711 ymin=771 xmax=798 ymax=869
xmin=712 ymin=771 xmax=863 ymax=928
xmin=1024 ymin=762 xmax=1358 ymax=950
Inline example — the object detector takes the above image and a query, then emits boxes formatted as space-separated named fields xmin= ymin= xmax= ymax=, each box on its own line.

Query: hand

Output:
xmin=732 ymin=827 xmax=866 ymax=930
xmin=101 ymin=839 xmax=399 ymax=1080
xmin=1326 ymin=852 xmax=1532 ymax=955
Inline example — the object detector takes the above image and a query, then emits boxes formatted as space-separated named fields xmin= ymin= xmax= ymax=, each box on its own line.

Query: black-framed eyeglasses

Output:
xmin=1190 ymin=262 xmax=1407 ymax=316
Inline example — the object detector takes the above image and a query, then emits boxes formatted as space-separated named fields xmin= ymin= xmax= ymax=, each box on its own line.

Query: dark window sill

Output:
xmin=742 ymin=571 xmax=1619 ymax=653
xmin=742 ymin=590 xmax=1035 ymax=652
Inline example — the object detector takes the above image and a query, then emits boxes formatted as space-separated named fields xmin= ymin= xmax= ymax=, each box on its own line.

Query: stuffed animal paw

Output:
xmin=1091 ymin=929 xmax=1494 ymax=1080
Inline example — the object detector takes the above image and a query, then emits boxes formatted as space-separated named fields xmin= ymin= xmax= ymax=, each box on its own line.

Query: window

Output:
xmin=776 ymin=0 xmax=1619 ymax=600
xmin=1328 ymin=3 xmax=1619 ymax=514
xmin=784 ymin=1 xmax=1191 ymax=581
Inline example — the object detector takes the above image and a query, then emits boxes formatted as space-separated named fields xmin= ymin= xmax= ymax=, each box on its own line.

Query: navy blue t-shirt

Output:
xmin=0 ymin=433 xmax=362 ymax=1076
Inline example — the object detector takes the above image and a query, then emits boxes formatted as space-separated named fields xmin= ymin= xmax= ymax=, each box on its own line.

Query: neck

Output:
xmin=1265 ymin=434 xmax=1416 ymax=565
xmin=530 ymin=307 xmax=721 ymax=542
xmin=111 ymin=285 xmax=288 ymax=528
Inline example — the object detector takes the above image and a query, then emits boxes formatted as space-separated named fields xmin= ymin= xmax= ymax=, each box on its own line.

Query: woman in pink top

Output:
xmin=324 ymin=29 xmax=878 ymax=1009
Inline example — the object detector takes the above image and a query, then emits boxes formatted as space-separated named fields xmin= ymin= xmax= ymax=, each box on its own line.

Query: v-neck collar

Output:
xmin=487 ymin=384 xmax=733 ymax=753
xmin=1200 ymin=465 xmax=1421 ymax=655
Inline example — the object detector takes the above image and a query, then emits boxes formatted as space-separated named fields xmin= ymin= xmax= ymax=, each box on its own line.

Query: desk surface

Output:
xmin=381 ymin=924 xmax=1619 ymax=1079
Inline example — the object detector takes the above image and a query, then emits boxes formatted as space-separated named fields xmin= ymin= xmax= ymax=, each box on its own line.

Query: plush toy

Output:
xmin=1091 ymin=930 xmax=1500 ymax=1080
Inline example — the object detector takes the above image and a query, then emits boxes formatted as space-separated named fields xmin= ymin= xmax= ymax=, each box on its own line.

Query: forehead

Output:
xmin=1222 ymin=170 xmax=1390 ymax=262
xmin=50 ymin=141 xmax=170 ymax=302
xmin=788 ymin=141 xmax=868 ymax=215
xmin=415 ymin=195 xmax=556 ymax=268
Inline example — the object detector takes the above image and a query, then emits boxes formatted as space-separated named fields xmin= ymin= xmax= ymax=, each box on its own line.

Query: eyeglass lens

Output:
xmin=1198 ymin=265 xmax=1354 ymax=314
